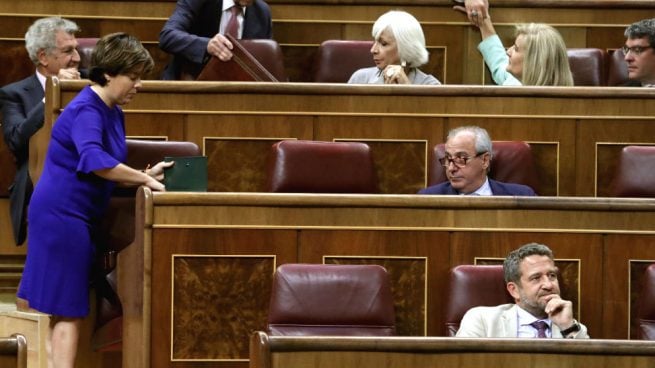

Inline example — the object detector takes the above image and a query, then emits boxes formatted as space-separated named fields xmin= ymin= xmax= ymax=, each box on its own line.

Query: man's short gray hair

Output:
xmin=447 ymin=126 xmax=493 ymax=160
xmin=25 ymin=17 xmax=79 ymax=65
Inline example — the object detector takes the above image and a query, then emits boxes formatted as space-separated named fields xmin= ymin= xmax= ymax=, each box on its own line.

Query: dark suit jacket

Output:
xmin=418 ymin=178 xmax=537 ymax=196
xmin=159 ymin=0 xmax=273 ymax=80
xmin=0 ymin=75 xmax=44 ymax=245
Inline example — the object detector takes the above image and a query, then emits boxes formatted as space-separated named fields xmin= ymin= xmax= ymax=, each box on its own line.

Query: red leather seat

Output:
xmin=610 ymin=146 xmax=655 ymax=197
xmin=607 ymin=49 xmax=629 ymax=86
xmin=428 ymin=141 xmax=540 ymax=194
xmin=444 ymin=265 xmax=513 ymax=336
xmin=637 ymin=264 xmax=655 ymax=340
xmin=92 ymin=139 xmax=201 ymax=352
xmin=567 ymin=48 xmax=607 ymax=86
xmin=239 ymin=39 xmax=287 ymax=81
xmin=76 ymin=37 xmax=99 ymax=71
xmin=312 ymin=40 xmax=374 ymax=83
xmin=267 ymin=140 xmax=378 ymax=193
xmin=267 ymin=264 xmax=396 ymax=336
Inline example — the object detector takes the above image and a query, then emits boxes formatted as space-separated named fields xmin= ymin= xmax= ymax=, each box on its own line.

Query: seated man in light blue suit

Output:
xmin=456 ymin=243 xmax=589 ymax=338
xmin=419 ymin=126 xmax=536 ymax=196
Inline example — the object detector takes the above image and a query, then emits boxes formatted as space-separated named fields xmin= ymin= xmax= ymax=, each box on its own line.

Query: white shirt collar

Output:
xmin=223 ymin=0 xmax=246 ymax=14
xmin=516 ymin=305 xmax=552 ymax=338
xmin=35 ymin=69 xmax=47 ymax=92
xmin=465 ymin=177 xmax=492 ymax=196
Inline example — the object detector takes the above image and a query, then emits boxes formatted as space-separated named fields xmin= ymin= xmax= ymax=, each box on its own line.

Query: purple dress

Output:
xmin=17 ymin=86 xmax=126 ymax=317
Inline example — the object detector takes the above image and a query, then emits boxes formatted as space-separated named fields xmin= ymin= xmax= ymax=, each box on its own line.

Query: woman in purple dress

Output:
xmin=17 ymin=33 xmax=171 ymax=367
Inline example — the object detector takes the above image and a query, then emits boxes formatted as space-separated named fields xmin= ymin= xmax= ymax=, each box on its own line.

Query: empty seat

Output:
xmin=607 ymin=49 xmax=629 ymax=86
xmin=428 ymin=141 xmax=540 ymax=194
xmin=312 ymin=40 xmax=374 ymax=83
xmin=610 ymin=146 xmax=655 ymax=197
xmin=267 ymin=140 xmax=378 ymax=193
xmin=567 ymin=48 xmax=607 ymax=86
xmin=444 ymin=265 xmax=513 ymax=336
xmin=93 ymin=139 xmax=201 ymax=352
xmin=636 ymin=264 xmax=655 ymax=340
xmin=267 ymin=263 xmax=396 ymax=336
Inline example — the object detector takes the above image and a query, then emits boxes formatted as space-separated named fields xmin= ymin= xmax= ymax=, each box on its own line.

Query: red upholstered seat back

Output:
xmin=610 ymin=146 xmax=655 ymax=197
xmin=607 ymin=49 xmax=629 ymax=86
xmin=267 ymin=140 xmax=378 ymax=193
xmin=76 ymin=37 xmax=99 ymax=71
xmin=267 ymin=264 xmax=396 ymax=336
xmin=312 ymin=40 xmax=375 ymax=83
xmin=637 ymin=264 xmax=655 ymax=340
xmin=428 ymin=141 xmax=540 ymax=194
xmin=444 ymin=265 xmax=514 ymax=336
xmin=239 ymin=39 xmax=288 ymax=81
xmin=567 ymin=48 xmax=607 ymax=86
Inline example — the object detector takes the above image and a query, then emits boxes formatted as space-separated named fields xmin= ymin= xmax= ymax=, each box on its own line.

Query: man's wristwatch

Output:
xmin=560 ymin=320 xmax=581 ymax=337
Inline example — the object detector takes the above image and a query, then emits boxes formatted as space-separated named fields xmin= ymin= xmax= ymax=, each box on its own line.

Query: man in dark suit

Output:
xmin=419 ymin=126 xmax=536 ymax=196
xmin=159 ymin=0 xmax=273 ymax=80
xmin=0 ymin=17 xmax=82 ymax=245
xmin=623 ymin=18 xmax=655 ymax=87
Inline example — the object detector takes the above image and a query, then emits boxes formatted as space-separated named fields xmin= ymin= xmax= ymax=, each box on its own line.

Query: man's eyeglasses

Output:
xmin=439 ymin=152 xmax=487 ymax=168
xmin=622 ymin=45 xmax=653 ymax=56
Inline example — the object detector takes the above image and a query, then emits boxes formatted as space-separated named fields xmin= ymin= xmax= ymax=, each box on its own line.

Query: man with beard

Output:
xmin=456 ymin=243 xmax=589 ymax=338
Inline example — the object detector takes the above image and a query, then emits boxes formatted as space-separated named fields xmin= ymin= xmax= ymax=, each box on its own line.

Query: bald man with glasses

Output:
xmin=419 ymin=126 xmax=536 ymax=196
xmin=623 ymin=18 xmax=655 ymax=87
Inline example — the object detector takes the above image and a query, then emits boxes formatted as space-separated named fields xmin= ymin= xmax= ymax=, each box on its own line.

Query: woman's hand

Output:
xmin=145 ymin=160 xmax=174 ymax=181
xmin=454 ymin=0 xmax=489 ymax=28
xmin=383 ymin=64 xmax=410 ymax=84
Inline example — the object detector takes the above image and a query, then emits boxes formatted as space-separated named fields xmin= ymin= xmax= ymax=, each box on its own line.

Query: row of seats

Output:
xmin=267 ymin=139 xmax=654 ymax=198
xmin=90 ymin=138 xmax=655 ymax=351
xmin=73 ymin=38 xmax=630 ymax=85
xmin=267 ymin=263 xmax=655 ymax=340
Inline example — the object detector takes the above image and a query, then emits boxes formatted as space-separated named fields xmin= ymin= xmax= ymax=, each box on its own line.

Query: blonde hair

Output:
xmin=516 ymin=23 xmax=573 ymax=86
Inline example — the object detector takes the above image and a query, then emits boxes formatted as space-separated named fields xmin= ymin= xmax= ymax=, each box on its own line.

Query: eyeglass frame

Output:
xmin=439 ymin=151 xmax=488 ymax=168
xmin=622 ymin=45 xmax=653 ymax=56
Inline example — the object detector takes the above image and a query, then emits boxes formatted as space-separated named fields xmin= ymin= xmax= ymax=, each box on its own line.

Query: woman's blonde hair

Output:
xmin=516 ymin=23 xmax=573 ymax=86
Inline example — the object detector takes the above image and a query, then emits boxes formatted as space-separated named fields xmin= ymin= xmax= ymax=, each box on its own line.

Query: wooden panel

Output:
xmin=149 ymin=228 xmax=297 ymax=367
xmin=118 ymin=191 xmax=655 ymax=368
xmin=172 ymin=255 xmax=275 ymax=360
xmin=578 ymin=119 xmax=655 ymax=197
xmin=603 ymin=235 xmax=655 ymax=339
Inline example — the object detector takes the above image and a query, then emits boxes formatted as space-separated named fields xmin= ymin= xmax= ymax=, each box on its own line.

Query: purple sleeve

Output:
xmin=71 ymin=105 xmax=121 ymax=174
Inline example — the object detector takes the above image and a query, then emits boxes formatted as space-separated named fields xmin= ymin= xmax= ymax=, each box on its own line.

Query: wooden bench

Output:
xmin=33 ymin=79 xmax=655 ymax=198
xmin=115 ymin=188 xmax=655 ymax=367
xmin=250 ymin=332 xmax=655 ymax=368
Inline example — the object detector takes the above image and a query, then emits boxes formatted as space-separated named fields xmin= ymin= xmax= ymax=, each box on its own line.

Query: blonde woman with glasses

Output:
xmin=454 ymin=0 xmax=573 ymax=86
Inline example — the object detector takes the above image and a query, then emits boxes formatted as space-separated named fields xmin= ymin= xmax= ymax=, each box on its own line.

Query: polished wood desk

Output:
xmin=118 ymin=189 xmax=655 ymax=367
xmin=249 ymin=332 xmax=655 ymax=368
xmin=34 ymin=79 xmax=655 ymax=197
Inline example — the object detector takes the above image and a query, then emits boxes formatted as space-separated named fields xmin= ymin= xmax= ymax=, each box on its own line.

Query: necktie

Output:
xmin=225 ymin=5 xmax=242 ymax=38
xmin=530 ymin=320 xmax=548 ymax=338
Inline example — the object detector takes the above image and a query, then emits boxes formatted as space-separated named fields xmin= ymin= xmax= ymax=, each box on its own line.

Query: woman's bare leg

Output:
xmin=48 ymin=317 xmax=82 ymax=368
